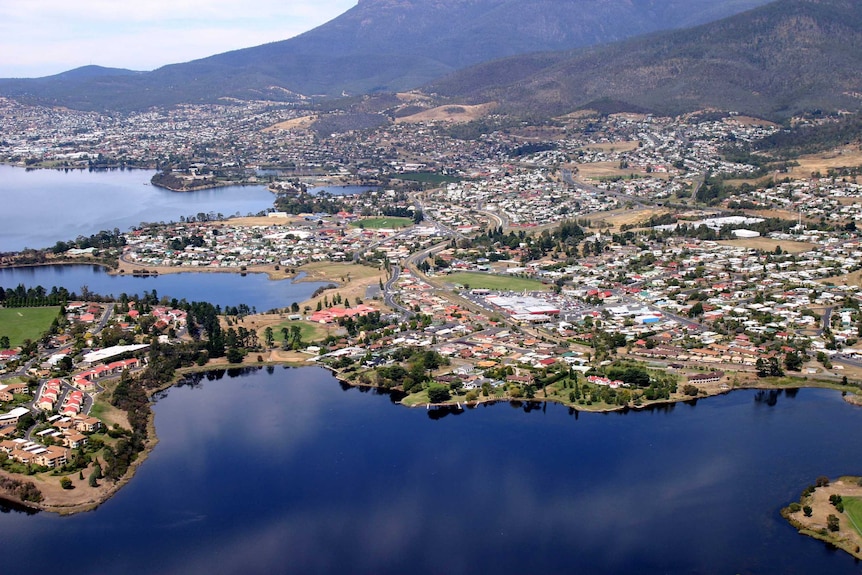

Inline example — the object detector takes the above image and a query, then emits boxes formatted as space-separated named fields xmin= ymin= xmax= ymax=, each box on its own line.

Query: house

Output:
xmin=688 ymin=371 xmax=725 ymax=384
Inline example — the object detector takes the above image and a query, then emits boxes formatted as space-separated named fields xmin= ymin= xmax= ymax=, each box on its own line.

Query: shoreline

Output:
xmin=5 ymin=361 xmax=861 ymax=515
xmin=782 ymin=476 xmax=862 ymax=561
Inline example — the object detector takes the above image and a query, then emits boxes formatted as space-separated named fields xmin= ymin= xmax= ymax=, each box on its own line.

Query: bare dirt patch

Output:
xmin=396 ymin=102 xmax=497 ymax=124
xmin=584 ymin=140 xmax=641 ymax=153
xmin=725 ymin=116 xmax=780 ymax=128
xmin=262 ymin=115 xmax=318 ymax=132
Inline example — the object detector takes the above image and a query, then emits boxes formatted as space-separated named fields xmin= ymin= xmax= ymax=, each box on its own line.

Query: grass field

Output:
xmin=446 ymin=272 xmax=549 ymax=292
xmin=843 ymin=496 xmax=862 ymax=538
xmin=350 ymin=217 xmax=413 ymax=229
xmin=265 ymin=321 xmax=330 ymax=345
xmin=0 ymin=307 xmax=60 ymax=347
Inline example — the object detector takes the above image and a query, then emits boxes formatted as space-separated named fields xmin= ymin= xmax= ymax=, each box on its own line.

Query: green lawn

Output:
xmin=263 ymin=321 xmax=330 ymax=345
xmin=0 ymin=307 xmax=61 ymax=347
xmin=447 ymin=272 xmax=550 ymax=292
xmin=350 ymin=217 xmax=413 ymax=229
xmin=842 ymin=496 xmax=862 ymax=537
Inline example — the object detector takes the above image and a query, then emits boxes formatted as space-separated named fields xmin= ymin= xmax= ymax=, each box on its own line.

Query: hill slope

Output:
xmin=430 ymin=0 xmax=862 ymax=119
xmin=0 ymin=0 xmax=773 ymax=111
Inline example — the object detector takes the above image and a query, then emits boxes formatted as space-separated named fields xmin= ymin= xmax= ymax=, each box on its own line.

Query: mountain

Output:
xmin=0 ymin=0 xmax=774 ymax=111
xmin=429 ymin=0 xmax=862 ymax=119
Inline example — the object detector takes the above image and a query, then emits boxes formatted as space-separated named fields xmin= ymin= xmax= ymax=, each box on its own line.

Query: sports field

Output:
xmin=0 ymin=307 xmax=60 ymax=347
xmin=446 ymin=272 xmax=549 ymax=291
xmin=350 ymin=217 xmax=413 ymax=229
xmin=843 ymin=496 xmax=862 ymax=537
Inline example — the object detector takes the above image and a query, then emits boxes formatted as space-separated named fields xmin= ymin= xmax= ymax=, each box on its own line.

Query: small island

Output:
xmin=782 ymin=475 xmax=862 ymax=560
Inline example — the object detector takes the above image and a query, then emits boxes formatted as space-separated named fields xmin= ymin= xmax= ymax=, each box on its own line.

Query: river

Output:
xmin=0 ymin=166 xmax=275 ymax=252
xmin=2 ymin=367 xmax=860 ymax=575
xmin=0 ymin=265 xmax=328 ymax=311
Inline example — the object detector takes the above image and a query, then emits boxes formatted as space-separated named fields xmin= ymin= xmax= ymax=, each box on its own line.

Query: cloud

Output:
xmin=0 ymin=0 xmax=357 ymax=77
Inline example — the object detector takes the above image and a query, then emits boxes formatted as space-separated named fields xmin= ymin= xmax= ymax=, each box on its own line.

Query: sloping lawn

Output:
xmin=0 ymin=307 xmax=61 ymax=347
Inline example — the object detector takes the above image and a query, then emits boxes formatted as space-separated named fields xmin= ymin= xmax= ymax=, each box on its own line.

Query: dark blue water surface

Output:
xmin=0 ymin=265 xmax=326 ymax=311
xmin=2 ymin=368 xmax=861 ymax=575
xmin=0 ymin=166 xmax=275 ymax=251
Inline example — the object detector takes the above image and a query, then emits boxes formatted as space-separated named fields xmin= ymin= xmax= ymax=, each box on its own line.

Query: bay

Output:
xmin=0 ymin=166 xmax=275 ymax=252
xmin=0 ymin=265 xmax=327 ymax=311
xmin=2 ymin=368 xmax=860 ymax=575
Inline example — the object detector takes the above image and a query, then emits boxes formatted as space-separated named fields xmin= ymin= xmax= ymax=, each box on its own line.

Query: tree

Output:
xmin=60 ymin=477 xmax=73 ymax=490
xmin=226 ymin=348 xmax=244 ymax=364
xmin=0 ymin=335 xmax=9 ymax=349
xmin=264 ymin=327 xmax=274 ymax=348
xmin=785 ymin=351 xmax=804 ymax=372
xmin=827 ymin=514 xmax=840 ymax=532
xmin=427 ymin=384 xmax=451 ymax=404
xmin=803 ymin=505 xmax=813 ymax=517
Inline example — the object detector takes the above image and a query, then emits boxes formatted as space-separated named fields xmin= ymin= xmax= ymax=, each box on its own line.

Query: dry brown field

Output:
xmin=784 ymin=146 xmax=862 ymax=179
xmin=396 ymin=102 xmax=497 ymax=124
xmin=584 ymin=140 xmax=641 ymax=153
xmin=262 ymin=115 xmax=318 ymax=132
xmin=577 ymin=162 xmax=669 ymax=180
xmin=818 ymin=269 xmax=862 ymax=288
xmin=598 ymin=207 xmax=669 ymax=230
xmin=716 ymin=238 xmax=816 ymax=253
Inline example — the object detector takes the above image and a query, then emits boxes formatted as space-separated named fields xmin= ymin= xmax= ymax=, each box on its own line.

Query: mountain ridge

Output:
xmin=0 ymin=0 xmax=774 ymax=111
xmin=427 ymin=0 xmax=862 ymax=120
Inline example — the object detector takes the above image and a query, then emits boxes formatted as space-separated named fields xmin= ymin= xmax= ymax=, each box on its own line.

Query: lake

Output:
xmin=0 ymin=265 xmax=327 ymax=311
xmin=0 ymin=166 xmax=276 ymax=252
xmin=2 ymin=367 xmax=861 ymax=575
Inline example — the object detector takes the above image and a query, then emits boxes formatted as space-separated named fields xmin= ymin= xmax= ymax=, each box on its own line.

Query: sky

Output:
xmin=0 ymin=0 xmax=358 ymax=78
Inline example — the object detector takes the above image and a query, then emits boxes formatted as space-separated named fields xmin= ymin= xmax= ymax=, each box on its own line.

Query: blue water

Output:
xmin=0 ymin=166 xmax=275 ymax=251
xmin=1 ymin=369 xmax=860 ymax=575
xmin=0 ymin=265 xmax=327 ymax=311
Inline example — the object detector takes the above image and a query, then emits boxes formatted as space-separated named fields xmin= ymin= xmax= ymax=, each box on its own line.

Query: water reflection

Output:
xmin=0 ymin=499 xmax=39 ymax=516
xmin=3 ymin=369 xmax=862 ymax=575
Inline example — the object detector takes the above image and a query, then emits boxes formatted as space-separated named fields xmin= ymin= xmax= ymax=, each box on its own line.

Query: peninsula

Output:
xmin=783 ymin=476 xmax=862 ymax=560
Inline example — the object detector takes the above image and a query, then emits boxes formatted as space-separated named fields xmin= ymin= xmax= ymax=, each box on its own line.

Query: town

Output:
xmin=3 ymin=96 xmax=862 ymax=511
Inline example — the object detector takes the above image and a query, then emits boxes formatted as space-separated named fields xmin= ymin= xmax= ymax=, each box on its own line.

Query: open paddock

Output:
xmin=717 ymin=238 xmax=816 ymax=253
